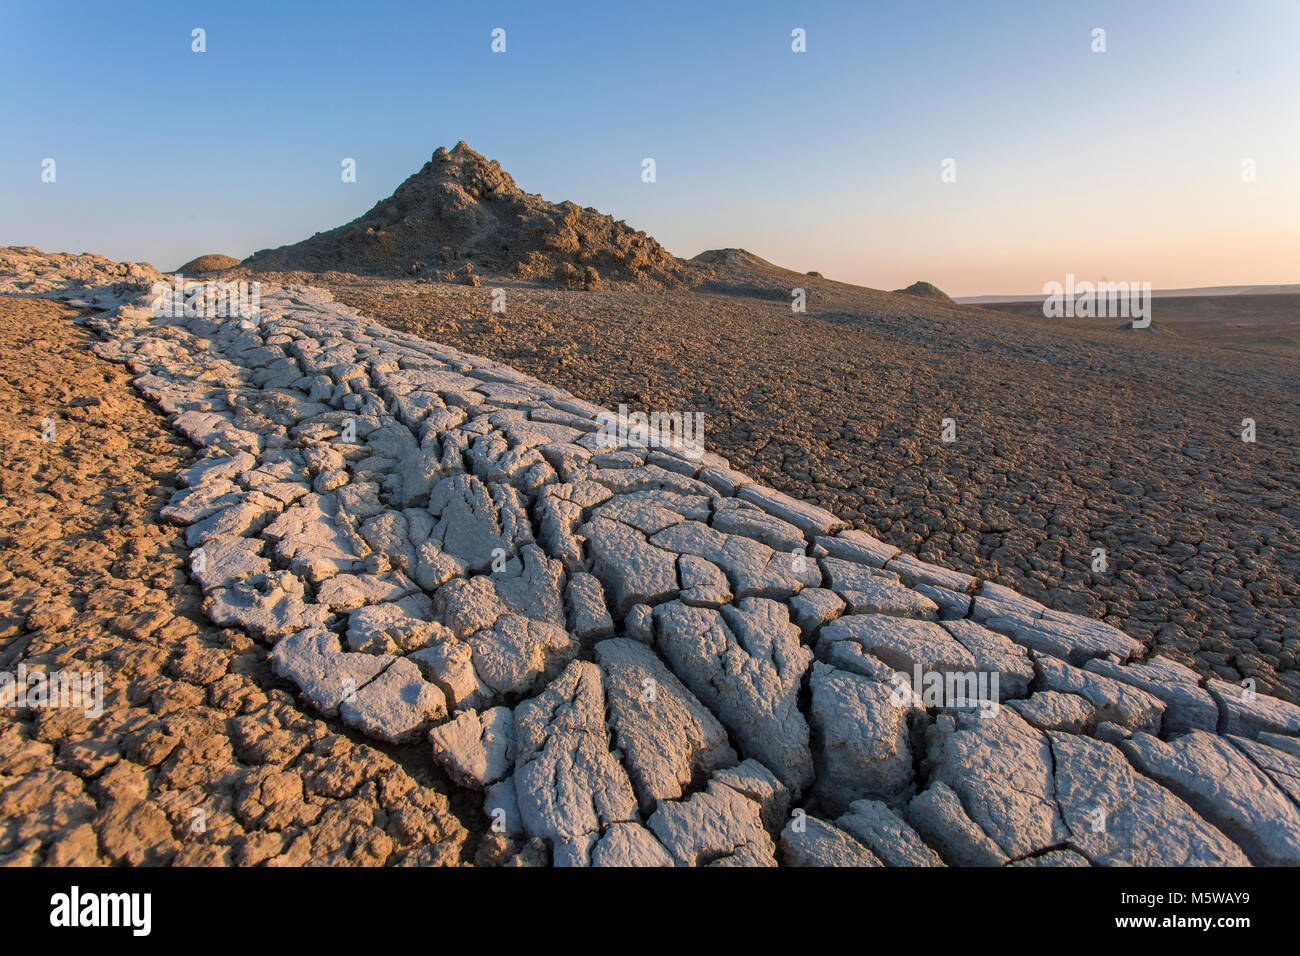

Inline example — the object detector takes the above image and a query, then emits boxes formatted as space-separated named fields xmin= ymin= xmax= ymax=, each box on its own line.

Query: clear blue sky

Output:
xmin=2 ymin=0 xmax=1297 ymax=295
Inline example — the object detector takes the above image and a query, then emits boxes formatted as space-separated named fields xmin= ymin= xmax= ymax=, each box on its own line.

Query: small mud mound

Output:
xmin=692 ymin=248 xmax=784 ymax=271
xmin=176 ymin=254 xmax=241 ymax=273
xmin=243 ymin=142 xmax=685 ymax=286
xmin=892 ymin=281 xmax=953 ymax=302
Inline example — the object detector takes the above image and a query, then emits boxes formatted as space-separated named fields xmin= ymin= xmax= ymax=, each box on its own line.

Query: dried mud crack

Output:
xmin=3 ymin=247 xmax=1299 ymax=868
xmin=0 ymin=297 xmax=475 ymax=866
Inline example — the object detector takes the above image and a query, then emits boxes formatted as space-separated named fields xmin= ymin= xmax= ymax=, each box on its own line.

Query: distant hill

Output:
xmin=176 ymin=254 xmax=240 ymax=273
xmin=692 ymin=248 xmax=786 ymax=271
xmin=243 ymin=142 xmax=685 ymax=286
xmin=692 ymin=248 xmax=837 ymax=283
xmin=892 ymin=281 xmax=953 ymax=303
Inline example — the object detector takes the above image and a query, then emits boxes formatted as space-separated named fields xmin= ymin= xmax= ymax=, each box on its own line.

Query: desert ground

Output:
xmin=1 ymin=142 xmax=1297 ymax=868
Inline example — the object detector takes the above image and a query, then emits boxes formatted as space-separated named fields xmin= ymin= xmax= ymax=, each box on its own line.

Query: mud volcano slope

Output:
xmin=7 ymin=247 xmax=1300 ymax=868
xmin=244 ymin=142 xmax=684 ymax=286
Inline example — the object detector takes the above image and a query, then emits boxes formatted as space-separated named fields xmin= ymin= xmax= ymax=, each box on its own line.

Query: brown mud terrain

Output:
xmin=0 ymin=297 xmax=478 ymax=866
xmin=218 ymin=261 xmax=1300 ymax=702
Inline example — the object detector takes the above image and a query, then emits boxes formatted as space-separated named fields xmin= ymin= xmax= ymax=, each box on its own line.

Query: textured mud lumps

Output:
xmin=583 ymin=517 xmax=679 ymax=615
xmin=564 ymin=572 xmax=614 ymax=642
xmin=940 ymin=619 xmax=1034 ymax=699
xmin=819 ymin=616 xmax=976 ymax=693
xmin=316 ymin=571 xmax=419 ymax=612
xmin=809 ymin=663 xmax=918 ymax=814
xmin=816 ymin=529 xmax=900 ymax=569
xmin=1050 ymin=731 xmax=1249 ymax=866
xmin=207 ymin=570 xmax=334 ymax=638
xmin=678 ymin=554 xmax=733 ymax=608
xmin=1231 ymin=735 xmax=1300 ymax=805
xmin=1036 ymin=655 xmax=1165 ymax=735
xmin=263 ymin=493 xmax=368 ymax=585
xmin=789 ymin=587 xmax=846 ymax=640
xmin=712 ymin=504 xmax=805 ymax=553
xmin=710 ymin=759 xmax=791 ymax=833
xmin=1207 ymin=679 xmax=1300 ymax=740
xmin=780 ymin=814 xmax=881 ymax=867
xmin=923 ymin=710 xmax=1068 ymax=860
xmin=647 ymin=780 xmax=776 ymax=867
xmin=346 ymin=597 xmax=447 ymax=654
xmin=428 ymin=707 xmax=515 ymax=789
xmin=8 ymin=250 xmax=1298 ymax=868
xmin=428 ymin=474 xmax=532 ymax=572
xmin=339 ymin=657 xmax=446 ymax=743
xmin=588 ymin=822 xmax=674 ymax=867
xmin=905 ymin=782 xmax=1009 ymax=867
xmin=737 ymin=484 xmax=845 ymax=538
xmin=834 ymin=799 xmax=944 ymax=867
xmin=188 ymin=537 xmax=272 ymax=591
xmin=490 ymin=544 xmax=567 ymax=627
xmin=1122 ymin=731 xmax=1300 ymax=866
xmin=1082 ymin=655 xmax=1218 ymax=735
xmin=511 ymin=661 xmax=638 ymax=848
xmin=464 ymin=613 xmax=577 ymax=697
xmin=982 ymin=603 xmax=1143 ymax=666
xmin=269 ymin=629 xmax=391 ymax=717
xmin=820 ymin=557 xmax=938 ymax=619
xmin=650 ymin=520 xmax=821 ymax=601
xmin=654 ymin=599 xmax=814 ymax=794
xmin=885 ymin=554 xmax=976 ymax=595
xmin=594 ymin=637 xmax=737 ymax=812
xmin=1007 ymin=691 xmax=1095 ymax=734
